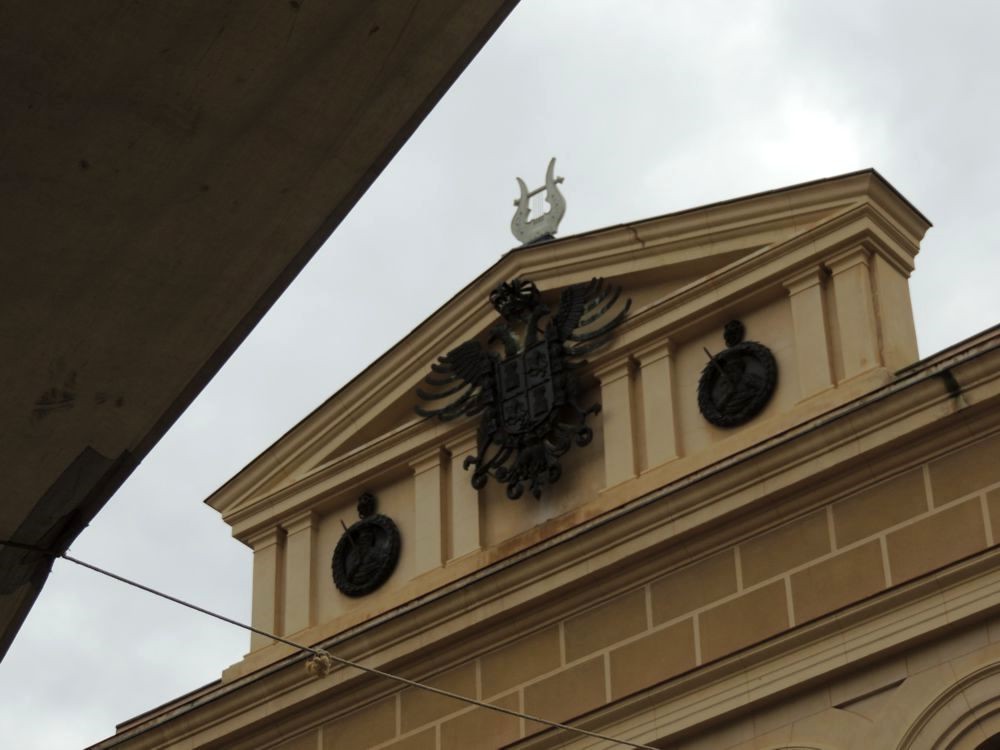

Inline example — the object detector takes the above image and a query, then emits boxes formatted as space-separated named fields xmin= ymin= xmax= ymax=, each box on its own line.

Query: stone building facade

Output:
xmin=95 ymin=170 xmax=1000 ymax=750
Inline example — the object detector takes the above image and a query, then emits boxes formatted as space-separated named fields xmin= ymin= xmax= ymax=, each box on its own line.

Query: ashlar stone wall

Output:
xmin=260 ymin=429 xmax=1000 ymax=750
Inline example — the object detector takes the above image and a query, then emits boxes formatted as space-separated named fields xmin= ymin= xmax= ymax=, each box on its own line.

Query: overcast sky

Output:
xmin=3 ymin=2 xmax=1000 ymax=747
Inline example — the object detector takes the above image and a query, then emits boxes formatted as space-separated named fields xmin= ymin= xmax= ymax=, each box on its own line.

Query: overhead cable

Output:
xmin=0 ymin=540 xmax=660 ymax=750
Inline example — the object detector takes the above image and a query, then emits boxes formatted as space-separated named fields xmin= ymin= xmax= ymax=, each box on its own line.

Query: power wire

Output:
xmin=1 ymin=540 xmax=660 ymax=750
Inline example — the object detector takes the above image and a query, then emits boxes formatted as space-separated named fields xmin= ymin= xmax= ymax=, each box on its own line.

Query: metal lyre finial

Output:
xmin=510 ymin=157 xmax=566 ymax=245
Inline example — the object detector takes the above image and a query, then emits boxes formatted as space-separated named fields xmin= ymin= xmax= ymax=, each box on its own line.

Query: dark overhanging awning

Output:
xmin=0 ymin=0 xmax=519 ymax=661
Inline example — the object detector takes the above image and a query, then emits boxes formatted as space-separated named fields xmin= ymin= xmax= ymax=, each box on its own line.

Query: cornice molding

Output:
xmin=207 ymin=171 xmax=925 ymax=519
xmin=782 ymin=265 xmax=826 ymax=296
xmin=216 ymin=205 xmax=927 ymax=532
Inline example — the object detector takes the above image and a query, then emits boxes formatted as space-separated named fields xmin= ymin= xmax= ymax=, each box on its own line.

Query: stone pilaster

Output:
xmin=783 ymin=266 xmax=834 ymax=399
xmin=634 ymin=339 xmax=680 ymax=470
xmin=871 ymin=253 xmax=919 ymax=371
xmin=247 ymin=527 xmax=283 ymax=649
xmin=445 ymin=433 xmax=482 ymax=562
xmin=594 ymin=356 xmax=637 ymax=488
xmin=827 ymin=247 xmax=881 ymax=379
xmin=410 ymin=447 xmax=445 ymax=575
xmin=280 ymin=510 xmax=317 ymax=635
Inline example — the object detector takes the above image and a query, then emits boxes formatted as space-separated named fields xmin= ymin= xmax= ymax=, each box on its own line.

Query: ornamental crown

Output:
xmin=488 ymin=278 xmax=540 ymax=320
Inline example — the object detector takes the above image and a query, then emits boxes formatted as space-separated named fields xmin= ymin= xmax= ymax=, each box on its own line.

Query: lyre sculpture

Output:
xmin=510 ymin=157 xmax=566 ymax=245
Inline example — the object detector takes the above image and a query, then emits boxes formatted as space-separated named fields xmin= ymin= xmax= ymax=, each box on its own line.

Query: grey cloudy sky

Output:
xmin=2 ymin=1 xmax=999 ymax=747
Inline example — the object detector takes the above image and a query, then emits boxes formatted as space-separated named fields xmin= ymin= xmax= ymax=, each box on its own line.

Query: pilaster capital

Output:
xmin=245 ymin=526 xmax=283 ymax=551
xmin=825 ymin=245 xmax=872 ymax=275
xmin=281 ymin=509 xmax=318 ymax=536
xmin=409 ymin=445 xmax=445 ymax=475
xmin=632 ymin=337 xmax=674 ymax=366
xmin=782 ymin=265 xmax=827 ymax=296
xmin=445 ymin=431 xmax=479 ymax=458
xmin=592 ymin=355 xmax=634 ymax=385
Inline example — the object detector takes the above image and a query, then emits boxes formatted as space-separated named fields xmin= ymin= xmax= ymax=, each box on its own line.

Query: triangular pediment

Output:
xmin=207 ymin=170 xmax=928 ymax=529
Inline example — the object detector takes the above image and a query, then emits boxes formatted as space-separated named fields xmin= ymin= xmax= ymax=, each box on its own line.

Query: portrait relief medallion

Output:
xmin=697 ymin=320 xmax=778 ymax=428
xmin=332 ymin=492 xmax=400 ymax=597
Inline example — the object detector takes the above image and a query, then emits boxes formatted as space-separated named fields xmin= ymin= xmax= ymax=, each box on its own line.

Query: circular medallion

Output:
xmin=332 ymin=493 xmax=400 ymax=597
xmin=697 ymin=321 xmax=777 ymax=428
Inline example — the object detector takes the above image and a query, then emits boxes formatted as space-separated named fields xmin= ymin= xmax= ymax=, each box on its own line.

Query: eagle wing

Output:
xmin=551 ymin=277 xmax=631 ymax=359
xmin=415 ymin=340 xmax=495 ymax=421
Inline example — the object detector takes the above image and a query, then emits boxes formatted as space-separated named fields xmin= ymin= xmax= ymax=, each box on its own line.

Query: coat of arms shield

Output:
xmin=416 ymin=277 xmax=630 ymax=499
xmin=497 ymin=341 xmax=557 ymax=435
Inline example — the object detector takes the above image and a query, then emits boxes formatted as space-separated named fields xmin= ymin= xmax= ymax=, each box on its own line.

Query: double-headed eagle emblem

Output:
xmin=416 ymin=277 xmax=630 ymax=499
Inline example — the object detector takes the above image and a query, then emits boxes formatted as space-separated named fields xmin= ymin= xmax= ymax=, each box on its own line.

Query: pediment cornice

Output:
xmin=207 ymin=170 xmax=929 ymax=527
